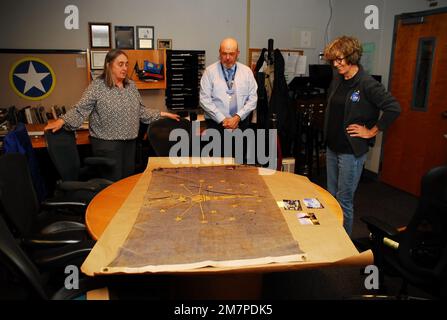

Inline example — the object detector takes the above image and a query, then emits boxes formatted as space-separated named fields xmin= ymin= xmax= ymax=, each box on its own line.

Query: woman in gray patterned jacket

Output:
xmin=45 ymin=49 xmax=180 ymax=181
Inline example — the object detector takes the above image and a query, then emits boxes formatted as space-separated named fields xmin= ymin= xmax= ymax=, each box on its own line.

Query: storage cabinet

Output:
xmin=165 ymin=50 xmax=205 ymax=111
xmin=294 ymin=95 xmax=327 ymax=177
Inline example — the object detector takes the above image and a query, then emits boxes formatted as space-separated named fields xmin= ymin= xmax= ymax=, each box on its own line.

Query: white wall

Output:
xmin=1 ymin=0 xmax=246 ymax=65
xmin=250 ymin=0 xmax=333 ymax=67
xmin=1 ymin=0 xmax=335 ymax=71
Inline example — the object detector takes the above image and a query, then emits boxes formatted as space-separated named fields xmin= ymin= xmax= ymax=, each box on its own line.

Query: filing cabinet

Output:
xmin=165 ymin=50 xmax=205 ymax=111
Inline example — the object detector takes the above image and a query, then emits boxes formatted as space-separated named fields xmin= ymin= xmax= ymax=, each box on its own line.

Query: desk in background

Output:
xmin=26 ymin=124 xmax=90 ymax=149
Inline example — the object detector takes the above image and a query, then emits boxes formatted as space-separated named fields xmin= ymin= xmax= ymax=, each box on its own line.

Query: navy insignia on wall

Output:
xmin=9 ymin=57 xmax=56 ymax=100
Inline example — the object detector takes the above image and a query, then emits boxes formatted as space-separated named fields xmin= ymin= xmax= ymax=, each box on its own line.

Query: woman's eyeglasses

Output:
xmin=331 ymin=52 xmax=353 ymax=64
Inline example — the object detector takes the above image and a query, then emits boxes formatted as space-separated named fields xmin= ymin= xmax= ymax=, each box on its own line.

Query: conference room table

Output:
xmin=86 ymin=173 xmax=343 ymax=241
xmin=83 ymin=158 xmax=371 ymax=299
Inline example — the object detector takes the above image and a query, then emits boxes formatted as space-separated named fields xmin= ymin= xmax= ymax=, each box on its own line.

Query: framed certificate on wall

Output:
xmin=90 ymin=50 xmax=108 ymax=70
xmin=136 ymin=26 xmax=154 ymax=49
xmin=89 ymin=23 xmax=111 ymax=49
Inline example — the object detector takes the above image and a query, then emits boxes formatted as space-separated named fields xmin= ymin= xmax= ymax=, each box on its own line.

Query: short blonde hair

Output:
xmin=324 ymin=36 xmax=362 ymax=65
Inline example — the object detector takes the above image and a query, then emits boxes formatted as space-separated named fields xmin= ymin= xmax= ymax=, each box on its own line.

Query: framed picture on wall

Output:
xmin=136 ymin=26 xmax=154 ymax=49
xmin=157 ymin=39 xmax=172 ymax=50
xmin=89 ymin=23 xmax=111 ymax=49
xmin=115 ymin=26 xmax=135 ymax=49
xmin=90 ymin=50 xmax=108 ymax=70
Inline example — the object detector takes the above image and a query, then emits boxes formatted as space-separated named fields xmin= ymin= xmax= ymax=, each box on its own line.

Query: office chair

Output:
xmin=44 ymin=129 xmax=115 ymax=203
xmin=3 ymin=122 xmax=47 ymax=202
xmin=0 ymin=153 xmax=90 ymax=249
xmin=135 ymin=122 xmax=153 ymax=173
xmin=361 ymin=165 xmax=447 ymax=299
xmin=0 ymin=211 xmax=167 ymax=300
xmin=147 ymin=118 xmax=192 ymax=157
xmin=0 ymin=214 xmax=104 ymax=300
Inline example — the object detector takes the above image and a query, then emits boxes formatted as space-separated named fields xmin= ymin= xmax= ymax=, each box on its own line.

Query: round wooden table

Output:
xmin=86 ymin=173 xmax=342 ymax=241
xmin=85 ymin=171 xmax=344 ymax=299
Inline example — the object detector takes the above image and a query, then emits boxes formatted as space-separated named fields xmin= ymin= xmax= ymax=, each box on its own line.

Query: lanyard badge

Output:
xmin=221 ymin=63 xmax=237 ymax=95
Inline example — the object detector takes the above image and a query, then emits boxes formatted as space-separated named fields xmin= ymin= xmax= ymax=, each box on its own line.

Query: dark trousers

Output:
xmin=90 ymin=137 xmax=136 ymax=181
xmin=205 ymin=118 xmax=250 ymax=163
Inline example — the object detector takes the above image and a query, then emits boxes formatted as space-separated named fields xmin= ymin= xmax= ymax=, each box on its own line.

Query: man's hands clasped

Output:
xmin=222 ymin=115 xmax=241 ymax=130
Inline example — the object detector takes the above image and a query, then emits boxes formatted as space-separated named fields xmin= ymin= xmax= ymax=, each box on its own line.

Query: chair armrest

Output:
xmin=39 ymin=201 xmax=87 ymax=220
xmin=51 ymin=277 xmax=109 ymax=300
xmin=32 ymin=240 xmax=95 ymax=268
xmin=360 ymin=216 xmax=399 ymax=238
xmin=88 ymin=178 xmax=113 ymax=187
xmin=56 ymin=180 xmax=102 ymax=192
xmin=23 ymin=230 xmax=89 ymax=248
xmin=41 ymin=200 xmax=87 ymax=208
xmin=84 ymin=156 xmax=116 ymax=168
xmin=39 ymin=220 xmax=85 ymax=235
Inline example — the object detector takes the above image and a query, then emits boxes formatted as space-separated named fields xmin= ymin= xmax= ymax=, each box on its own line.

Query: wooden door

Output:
xmin=381 ymin=10 xmax=447 ymax=196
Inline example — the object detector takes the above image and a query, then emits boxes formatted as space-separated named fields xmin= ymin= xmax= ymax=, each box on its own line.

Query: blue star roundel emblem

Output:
xmin=9 ymin=57 xmax=56 ymax=101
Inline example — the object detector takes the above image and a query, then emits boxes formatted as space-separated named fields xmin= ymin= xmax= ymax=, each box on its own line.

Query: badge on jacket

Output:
xmin=350 ymin=90 xmax=360 ymax=103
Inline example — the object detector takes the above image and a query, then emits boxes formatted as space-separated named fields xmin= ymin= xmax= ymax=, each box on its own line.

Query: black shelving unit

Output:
xmin=165 ymin=50 xmax=205 ymax=112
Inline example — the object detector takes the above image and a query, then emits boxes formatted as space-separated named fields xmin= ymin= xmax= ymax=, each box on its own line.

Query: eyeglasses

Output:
xmin=331 ymin=53 xmax=353 ymax=64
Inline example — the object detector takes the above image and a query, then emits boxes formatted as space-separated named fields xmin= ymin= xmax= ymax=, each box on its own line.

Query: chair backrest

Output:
xmin=3 ymin=123 xmax=47 ymax=202
xmin=398 ymin=165 xmax=447 ymax=291
xmin=0 ymin=213 xmax=48 ymax=299
xmin=45 ymin=129 xmax=81 ymax=181
xmin=147 ymin=118 xmax=192 ymax=157
xmin=0 ymin=153 xmax=40 ymax=237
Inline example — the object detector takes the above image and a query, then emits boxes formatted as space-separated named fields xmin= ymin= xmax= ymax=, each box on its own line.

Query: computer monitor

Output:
xmin=288 ymin=76 xmax=311 ymax=91
xmin=309 ymin=64 xmax=333 ymax=90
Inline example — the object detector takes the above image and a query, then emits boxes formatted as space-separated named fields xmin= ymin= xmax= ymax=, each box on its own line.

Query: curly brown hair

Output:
xmin=324 ymin=36 xmax=362 ymax=65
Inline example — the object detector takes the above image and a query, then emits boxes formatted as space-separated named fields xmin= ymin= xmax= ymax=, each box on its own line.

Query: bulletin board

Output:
xmin=0 ymin=49 xmax=89 ymax=110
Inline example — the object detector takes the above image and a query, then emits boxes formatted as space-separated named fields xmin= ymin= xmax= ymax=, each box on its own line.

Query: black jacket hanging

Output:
xmin=254 ymin=49 xmax=296 ymax=154
xmin=254 ymin=48 xmax=269 ymax=129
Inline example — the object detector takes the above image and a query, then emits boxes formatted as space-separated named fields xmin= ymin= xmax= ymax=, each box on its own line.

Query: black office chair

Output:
xmin=147 ymin=118 xmax=192 ymax=157
xmin=0 ymin=214 xmax=105 ymax=300
xmin=3 ymin=122 xmax=47 ymax=202
xmin=0 ymin=153 xmax=89 ymax=249
xmin=361 ymin=165 xmax=447 ymax=299
xmin=45 ymin=129 xmax=114 ymax=203
xmin=135 ymin=122 xmax=153 ymax=173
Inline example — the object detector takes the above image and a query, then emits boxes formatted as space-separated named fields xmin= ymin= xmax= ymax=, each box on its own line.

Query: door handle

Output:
xmin=442 ymin=111 xmax=447 ymax=118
